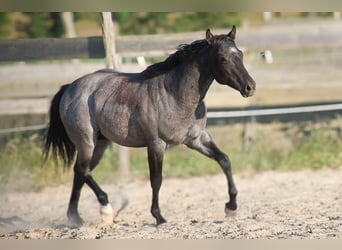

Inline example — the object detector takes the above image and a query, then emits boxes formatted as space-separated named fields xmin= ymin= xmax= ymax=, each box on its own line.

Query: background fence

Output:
xmin=1 ymin=18 xmax=342 ymax=128
xmin=2 ymin=19 xmax=342 ymax=62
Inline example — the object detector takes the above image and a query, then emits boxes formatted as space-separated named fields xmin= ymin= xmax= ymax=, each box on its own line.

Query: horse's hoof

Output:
xmin=100 ymin=204 xmax=114 ymax=224
xmin=225 ymin=201 xmax=237 ymax=211
xmin=156 ymin=216 xmax=167 ymax=226
xmin=68 ymin=214 xmax=84 ymax=226
xmin=225 ymin=201 xmax=238 ymax=217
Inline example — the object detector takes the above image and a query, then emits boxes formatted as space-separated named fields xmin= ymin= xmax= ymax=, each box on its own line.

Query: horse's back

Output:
xmin=59 ymin=70 xmax=149 ymax=147
xmin=61 ymin=69 xmax=140 ymax=107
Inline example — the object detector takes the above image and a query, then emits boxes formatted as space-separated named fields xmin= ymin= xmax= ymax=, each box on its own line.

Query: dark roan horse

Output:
xmin=44 ymin=26 xmax=256 ymax=226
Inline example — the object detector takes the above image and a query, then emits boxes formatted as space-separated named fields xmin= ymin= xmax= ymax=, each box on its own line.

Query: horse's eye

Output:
xmin=220 ymin=57 xmax=227 ymax=64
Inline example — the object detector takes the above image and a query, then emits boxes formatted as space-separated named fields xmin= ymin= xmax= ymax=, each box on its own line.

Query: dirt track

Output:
xmin=0 ymin=168 xmax=341 ymax=239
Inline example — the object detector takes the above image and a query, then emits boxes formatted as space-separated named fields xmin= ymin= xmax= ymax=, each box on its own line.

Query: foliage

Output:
xmin=114 ymin=12 xmax=241 ymax=35
xmin=23 ymin=12 xmax=64 ymax=38
xmin=0 ymin=13 xmax=10 ymax=38
xmin=3 ymin=12 xmax=241 ymax=39
xmin=0 ymin=132 xmax=69 ymax=192
xmin=2 ymin=12 xmax=339 ymax=39
xmin=228 ymin=119 xmax=342 ymax=172
xmin=300 ymin=12 xmax=333 ymax=18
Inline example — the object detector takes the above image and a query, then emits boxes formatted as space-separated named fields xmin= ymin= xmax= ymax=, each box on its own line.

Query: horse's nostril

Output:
xmin=245 ymin=85 xmax=251 ymax=92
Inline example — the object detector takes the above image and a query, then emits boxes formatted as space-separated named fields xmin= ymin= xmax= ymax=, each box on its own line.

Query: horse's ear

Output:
xmin=206 ymin=29 xmax=215 ymax=44
xmin=227 ymin=25 xmax=236 ymax=40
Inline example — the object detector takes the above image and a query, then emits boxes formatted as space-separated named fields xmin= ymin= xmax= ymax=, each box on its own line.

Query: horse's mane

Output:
xmin=141 ymin=38 xmax=210 ymax=79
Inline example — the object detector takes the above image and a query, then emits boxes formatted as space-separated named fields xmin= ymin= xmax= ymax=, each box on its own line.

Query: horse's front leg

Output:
xmin=185 ymin=130 xmax=238 ymax=214
xmin=147 ymin=139 xmax=167 ymax=225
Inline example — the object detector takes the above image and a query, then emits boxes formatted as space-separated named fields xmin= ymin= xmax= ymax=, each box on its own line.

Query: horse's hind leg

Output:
xmin=147 ymin=140 xmax=167 ymax=225
xmin=67 ymin=138 xmax=111 ymax=225
xmin=185 ymin=130 xmax=238 ymax=213
xmin=67 ymin=159 xmax=86 ymax=225
xmin=89 ymin=139 xmax=114 ymax=223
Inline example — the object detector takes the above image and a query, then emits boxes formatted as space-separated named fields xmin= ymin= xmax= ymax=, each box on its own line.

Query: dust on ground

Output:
xmin=0 ymin=168 xmax=341 ymax=239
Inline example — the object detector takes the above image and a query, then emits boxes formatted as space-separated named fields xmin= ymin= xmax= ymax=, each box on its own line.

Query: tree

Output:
xmin=114 ymin=12 xmax=241 ymax=35
xmin=23 ymin=12 xmax=64 ymax=38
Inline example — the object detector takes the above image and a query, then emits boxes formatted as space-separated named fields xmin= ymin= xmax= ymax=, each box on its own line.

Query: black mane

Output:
xmin=141 ymin=38 xmax=210 ymax=79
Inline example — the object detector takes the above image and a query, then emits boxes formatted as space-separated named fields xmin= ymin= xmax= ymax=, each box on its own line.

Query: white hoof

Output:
xmin=225 ymin=208 xmax=237 ymax=218
xmin=100 ymin=204 xmax=114 ymax=224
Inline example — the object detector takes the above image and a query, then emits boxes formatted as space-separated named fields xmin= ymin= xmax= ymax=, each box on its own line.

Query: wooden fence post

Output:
xmin=61 ymin=12 xmax=76 ymax=38
xmin=101 ymin=12 xmax=130 ymax=179
xmin=333 ymin=12 xmax=341 ymax=20
xmin=61 ymin=12 xmax=79 ymax=64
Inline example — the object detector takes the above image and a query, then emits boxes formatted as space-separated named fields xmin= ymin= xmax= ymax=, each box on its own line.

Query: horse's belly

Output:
xmin=97 ymin=105 xmax=147 ymax=147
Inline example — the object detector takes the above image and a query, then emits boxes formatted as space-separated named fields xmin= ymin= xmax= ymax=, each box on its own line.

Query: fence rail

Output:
xmin=0 ymin=37 xmax=105 ymax=61
xmin=207 ymin=103 xmax=342 ymax=118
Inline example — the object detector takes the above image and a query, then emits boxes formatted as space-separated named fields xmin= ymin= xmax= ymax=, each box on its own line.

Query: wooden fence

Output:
xmin=1 ymin=19 xmax=342 ymax=62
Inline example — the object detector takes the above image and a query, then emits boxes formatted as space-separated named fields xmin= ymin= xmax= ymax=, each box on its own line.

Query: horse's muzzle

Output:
xmin=241 ymin=83 xmax=255 ymax=97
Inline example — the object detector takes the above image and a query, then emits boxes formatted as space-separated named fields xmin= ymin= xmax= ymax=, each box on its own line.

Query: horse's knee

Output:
xmin=217 ymin=153 xmax=231 ymax=169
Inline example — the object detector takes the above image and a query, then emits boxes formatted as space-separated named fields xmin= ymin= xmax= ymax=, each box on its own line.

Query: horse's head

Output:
xmin=207 ymin=26 xmax=256 ymax=97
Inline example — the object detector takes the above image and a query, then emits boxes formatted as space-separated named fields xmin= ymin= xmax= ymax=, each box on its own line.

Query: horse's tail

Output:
xmin=44 ymin=84 xmax=76 ymax=167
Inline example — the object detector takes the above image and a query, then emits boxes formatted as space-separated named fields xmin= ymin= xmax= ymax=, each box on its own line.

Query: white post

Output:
xmin=263 ymin=12 xmax=272 ymax=22
xmin=61 ymin=12 xmax=76 ymax=38
xmin=101 ymin=12 xmax=130 ymax=179
xmin=333 ymin=12 xmax=340 ymax=20
xmin=101 ymin=12 xmax=117 ymax=69
xmin=61 ymin=12 xmax=78 ymax=63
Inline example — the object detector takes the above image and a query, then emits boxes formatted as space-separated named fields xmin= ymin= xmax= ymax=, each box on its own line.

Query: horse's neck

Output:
xmin=163 ymin=59 xmax=214 ymax=106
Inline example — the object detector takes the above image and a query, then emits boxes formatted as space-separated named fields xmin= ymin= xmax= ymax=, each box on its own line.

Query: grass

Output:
xmin=1 ymin=117 xmax=342 ymax=192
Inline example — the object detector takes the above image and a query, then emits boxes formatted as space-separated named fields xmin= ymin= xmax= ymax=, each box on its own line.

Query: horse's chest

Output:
xmin=158 ymin=114 xmax=203 ymax=145
xmin=157 ymin=100 xmax=207 ymax=144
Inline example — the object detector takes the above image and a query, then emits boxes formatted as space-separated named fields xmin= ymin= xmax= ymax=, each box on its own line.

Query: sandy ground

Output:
xmin=0 ymin=168 xmax=341 ymax=239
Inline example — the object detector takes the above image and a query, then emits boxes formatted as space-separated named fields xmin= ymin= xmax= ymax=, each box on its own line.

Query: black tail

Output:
xmin=44 ymin=84 xmax=76 ymax=167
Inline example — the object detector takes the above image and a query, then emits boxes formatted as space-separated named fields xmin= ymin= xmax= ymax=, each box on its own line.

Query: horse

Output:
xmin=44 ymin=26 xmax=256 ymax=226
